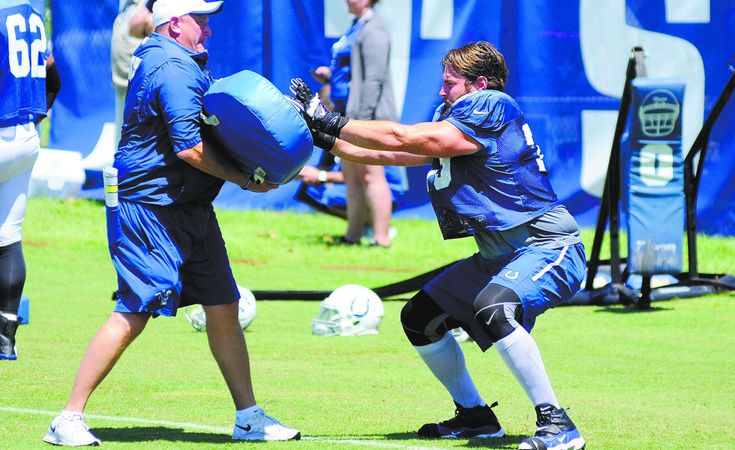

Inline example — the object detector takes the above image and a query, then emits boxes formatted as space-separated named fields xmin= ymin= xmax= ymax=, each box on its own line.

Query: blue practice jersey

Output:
xmin=427 ymin=90 xmax=559 ymax=239
xmin=115 ymin=33 xmax=223 ymax=205
xmin=329 ymin=19 xmax=361 ymax=113
xmin=0 ymin=0 xmax=47 ymax=126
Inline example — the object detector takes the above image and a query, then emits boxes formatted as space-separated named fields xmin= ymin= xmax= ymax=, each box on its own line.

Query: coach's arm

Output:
xmin=178 ymin=140 xmax=277 ymax=193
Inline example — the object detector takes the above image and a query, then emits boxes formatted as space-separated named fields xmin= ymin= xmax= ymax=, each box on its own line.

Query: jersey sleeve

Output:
xmin=444 ymin=91 xmax=522 ymax=140
xmin=153 ymin=58 xmax=208 ymax=153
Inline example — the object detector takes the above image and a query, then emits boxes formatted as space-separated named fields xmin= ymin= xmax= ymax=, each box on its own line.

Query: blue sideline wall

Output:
xmin=49 ymin=0 xmax=735 ymax=235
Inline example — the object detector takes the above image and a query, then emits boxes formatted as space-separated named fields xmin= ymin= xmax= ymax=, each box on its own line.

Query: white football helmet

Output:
xmin=312 ymin=284 xmax=384 ymax=336
xmin=184 ymin=305 xmax=207 ymax=332
xmin=237 ymin=286 xmax=256 ymax=329
xmin=184 ymin=285 xmax=257 ymax=332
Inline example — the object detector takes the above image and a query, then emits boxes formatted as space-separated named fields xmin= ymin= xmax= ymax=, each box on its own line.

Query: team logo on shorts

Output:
xmin=157 ymin=289 xmax=172 ymax=306
xmin=503 ymin=270 xmax=519 ymax=280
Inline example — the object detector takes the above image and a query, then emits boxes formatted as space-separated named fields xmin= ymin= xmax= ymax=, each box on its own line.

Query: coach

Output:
xmin=43 ymin=0 xmax=299 ymax=446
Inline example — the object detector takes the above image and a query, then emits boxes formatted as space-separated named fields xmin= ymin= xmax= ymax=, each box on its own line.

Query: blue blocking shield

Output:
xmin=202 ymin=70 xmax=313 ymax=185
xmin=624 ymin=78 xmax=685 ymax=275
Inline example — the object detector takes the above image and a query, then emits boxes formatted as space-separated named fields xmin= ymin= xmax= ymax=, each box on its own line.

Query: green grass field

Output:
xmin=1 ymin=198 xmax=734 ymax=449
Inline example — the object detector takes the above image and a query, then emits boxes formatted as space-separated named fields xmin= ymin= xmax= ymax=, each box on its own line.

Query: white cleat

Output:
xmin=232 ymin=407 xmax=301 ymax=441
xmin=43 ymin=412 xmax=101 ymax=446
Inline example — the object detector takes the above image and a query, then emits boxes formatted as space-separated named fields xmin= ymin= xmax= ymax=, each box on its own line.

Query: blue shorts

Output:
xmin=108 ymin=201 xmax=239 ymax=317
xmin=424 ymin=243 xmax=586 ymax=351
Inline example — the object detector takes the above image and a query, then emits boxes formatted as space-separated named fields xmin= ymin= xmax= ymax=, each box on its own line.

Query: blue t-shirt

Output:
xmin=115 ymin=33 xmax=223 ymax=205
xmin=0 ymin=0 xmax=47 ymax=126
xmin=329 ymin=19 xmax=361 ymax=113
xmin=427 ymin=90 xmax=559 ymax=239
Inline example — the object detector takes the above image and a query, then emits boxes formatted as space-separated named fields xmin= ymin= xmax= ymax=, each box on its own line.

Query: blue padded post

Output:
xmin=624 ymin=78 xmax=685 ymax=275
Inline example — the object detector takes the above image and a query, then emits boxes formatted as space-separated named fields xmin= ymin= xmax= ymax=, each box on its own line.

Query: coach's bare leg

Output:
xmin=342 ymin=160 xmax=368 ymax=243
xmin=204 ymin=302 xmax=256 ymax=410
xmin=65 ymin=312 xmax=150 ymax=412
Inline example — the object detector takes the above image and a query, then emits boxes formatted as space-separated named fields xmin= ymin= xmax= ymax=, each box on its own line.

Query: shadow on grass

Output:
xmin=94 ymin=427 xmax=231 ymax=444
xmin=595 ymin=305 xmax=672 ymax=314
xmin=381 ymin=432 xmax=525 ymax=448
xmin=96 ymin=427 xmax=525 ymax=447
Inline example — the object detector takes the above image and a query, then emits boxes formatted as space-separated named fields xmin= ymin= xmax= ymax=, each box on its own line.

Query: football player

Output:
xmin=291 ymin=41 xmax=586 ymax=450
xmin=0 ymin=0 xmax=59 ymax=361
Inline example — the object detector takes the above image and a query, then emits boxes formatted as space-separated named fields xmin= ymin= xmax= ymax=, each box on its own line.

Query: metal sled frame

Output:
xmin=582 ymin=47 xmax=735 ymax=308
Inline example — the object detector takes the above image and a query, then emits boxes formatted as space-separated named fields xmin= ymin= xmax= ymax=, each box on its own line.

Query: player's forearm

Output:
xmin=339 ymin=120 xmax=448 ymax=158
xmin=331 ymin=138 xmax=429 ymax=167
xmin=339 ymin=119 xmax=409 ymax=152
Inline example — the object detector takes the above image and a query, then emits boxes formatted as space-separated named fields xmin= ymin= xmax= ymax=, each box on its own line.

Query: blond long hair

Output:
xmin=442 ymin=41 xmax=509 ymax=91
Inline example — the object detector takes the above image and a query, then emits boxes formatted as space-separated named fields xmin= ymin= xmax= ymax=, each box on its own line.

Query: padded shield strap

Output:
xmin=200 ymin=111 xmax=220 ymax=126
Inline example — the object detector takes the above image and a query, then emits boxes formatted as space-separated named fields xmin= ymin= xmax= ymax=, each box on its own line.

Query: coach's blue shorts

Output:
xmin=108 ymin=201 xmax=239 ymax=317
xmin=424 ymin=243 xmax=586 ymax=351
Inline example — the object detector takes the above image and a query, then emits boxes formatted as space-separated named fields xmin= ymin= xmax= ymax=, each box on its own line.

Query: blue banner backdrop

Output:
xmin=49 ymin=0 xmax=735 ymax=235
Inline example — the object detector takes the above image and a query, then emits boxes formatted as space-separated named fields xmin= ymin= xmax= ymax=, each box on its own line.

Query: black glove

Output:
xmin=285 ymin=95 xmax=336 ymax=152
xmin=289 ymin=78 xmax=349 ymax=137
xmin=311 ymin=130 xmax=336 ymax=152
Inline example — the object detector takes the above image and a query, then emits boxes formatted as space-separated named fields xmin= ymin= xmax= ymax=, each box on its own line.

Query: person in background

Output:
xmin=111 ymin=0 xmax=155 ymax=146
xmin=0 ymin=0 xmax=59 ymax=361
xmin=299 ymin=162 xmax=344 ymax=184
xmin=297 ymin=157 xmax=405 ymax=243
xmin=311 ymin=0 xmax=395 ymax=247
xmin=43 ymin=0 xmax=299 ymax=446
xmin=291 ymin=40 xmax=586 ymax=450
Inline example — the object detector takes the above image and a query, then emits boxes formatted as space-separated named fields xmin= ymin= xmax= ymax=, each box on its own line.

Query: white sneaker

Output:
xmin=363 ymin=226 xmax=398 ymax=241
xmin=43 ymin=412 xmax=101 ymax=446
xmin=232 ymin=407 xmax=301 ymax=441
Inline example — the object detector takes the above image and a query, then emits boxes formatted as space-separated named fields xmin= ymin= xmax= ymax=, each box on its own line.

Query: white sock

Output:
xmin=1 ymin=312 xmax=17 ymax=321
xmin=495 ymin=327 xmax=559 ymax=408
xmin=235 ymin=405 xmax=260 ymax=422
xmin=414 ymin=332 xmax=485 ymax=408
xmin=61 ymin=410 xmax=83 ymax=418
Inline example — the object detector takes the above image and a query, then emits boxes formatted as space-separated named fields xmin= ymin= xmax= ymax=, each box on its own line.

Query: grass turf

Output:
xmin=1 ymin=198 xmax=733 ymax=449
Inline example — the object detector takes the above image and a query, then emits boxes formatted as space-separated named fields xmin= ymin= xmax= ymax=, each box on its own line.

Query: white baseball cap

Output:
xmin=152 ymin=0 xmax=224 ymax=28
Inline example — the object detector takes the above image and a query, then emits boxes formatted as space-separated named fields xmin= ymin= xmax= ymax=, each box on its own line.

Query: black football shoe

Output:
xmin=0 ymin=314 xmax=19 ymax=360
xmin=418 ymin=401 xmax=505 ymax=439
xmin=518 ymin=403 xmax=585 ymax=450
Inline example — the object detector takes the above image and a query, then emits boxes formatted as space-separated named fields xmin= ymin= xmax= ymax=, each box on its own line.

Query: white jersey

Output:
xmin=0 ymin=0 xmax=46 ymax=245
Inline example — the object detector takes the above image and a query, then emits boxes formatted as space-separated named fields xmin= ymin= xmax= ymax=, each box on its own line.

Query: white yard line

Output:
xmin=1 ymin=406 xmax=442 ymax=449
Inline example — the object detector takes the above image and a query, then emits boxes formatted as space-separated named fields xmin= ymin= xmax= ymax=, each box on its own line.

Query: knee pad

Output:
xmin=0 ymin=242 xmax=25 ymax=313
xmin=401 ymin=290 xmax=462 ymax=346
xmin=473 ymin=284 xmax=522 ymax=343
